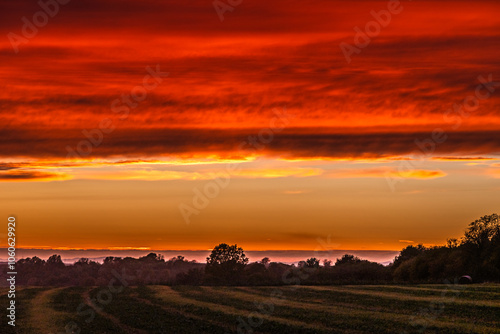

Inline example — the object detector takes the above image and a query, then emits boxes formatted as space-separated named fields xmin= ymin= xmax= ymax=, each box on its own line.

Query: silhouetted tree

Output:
xmin=461 ymin=213 xmax=500 ymax=280
xmin=140 ymin=253 xmax=165 ymax=262
xmin=446 ymin=238 xmax=460 ymax=248
xmin=335 ymin=254 xmax=361 ymax=266
xmin=462 ymin=214 xmax=499 ymax=248
xmin=103 ymin=256 xmax=122 ymax=264
xmin=392 ymin=245 xmax=426 ymax=269
xmin=167 ymin=255 xmax=186 ymax=265
xmin=205 ymin=243 xmax=248 ymax=284
xmin=46 ymin=254 xmax=65 ymax=268
xmin=305 ymin=258 xmax=320 ymax=268
xmin=392 ymin=214 xmax=500 ymax=282
xmin=75 ymin=258 xmax=99 ymax=266
xmin=17 ymin=256 xmax=45 ymax=267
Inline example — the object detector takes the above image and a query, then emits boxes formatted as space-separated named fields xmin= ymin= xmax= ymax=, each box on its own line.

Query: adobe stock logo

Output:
xmin=340 ymin=0 xmax=404 ymax=64
xmin=7 ymin=0 xmax=72 ymax=54
xmin=213 ymin=0 xmax=242 ymax=22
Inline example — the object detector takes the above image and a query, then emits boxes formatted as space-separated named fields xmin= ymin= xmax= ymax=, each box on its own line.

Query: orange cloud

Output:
xmin=0 ymin=170 xmax=70 ymax=181
xmin=234 ymin=168 xmax=322 ymax=179
xmin=388 ymin=170 xmax=446 ymax=180
xmin=327 ymin=168 xmax=446 ymax=180
xmin=79 ymin=167 xmax=322 ymax=181
xmin=283 ymin=190 xmax=307 ymax=195
xmin=432 ymin=157 xmax=498 ymax=162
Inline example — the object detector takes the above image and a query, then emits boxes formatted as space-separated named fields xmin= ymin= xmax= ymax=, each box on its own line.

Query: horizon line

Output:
xmin=1 ymin=247 xmax=401 ymax=252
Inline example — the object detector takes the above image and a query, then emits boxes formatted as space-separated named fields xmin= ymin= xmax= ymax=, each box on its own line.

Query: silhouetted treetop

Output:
xmin=463 ymin=213 xmax=499 ymax=247
xmin=205 ymin=243 xmax=248 ymax=285
xmin=206 ymin=243 xmax=248 ymax=266
xmin=140 ymin=253 xmax=165 ymax=262
xmin=392 ymin=245 xmax=426 ymax=269
xmin=46 ymin=254 xmax=65 ymax=268
xmin=305 ymin=257 xmax=320 ymax=268
xmin=335 ymin=254 xmax=362 ymax=266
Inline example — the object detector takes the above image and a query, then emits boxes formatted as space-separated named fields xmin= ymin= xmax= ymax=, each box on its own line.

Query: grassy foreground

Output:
xmin=1 ymin=284 xmax=499 ymax=333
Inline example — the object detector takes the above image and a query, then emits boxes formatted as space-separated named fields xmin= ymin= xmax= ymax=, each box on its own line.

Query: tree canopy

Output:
xmin=463 ymin=214 xmax=499 ymax=247
xmin=205 ymin=243 xmax=248 ymax=284
xmin=206 ymin=243 xmax=248 ymax=266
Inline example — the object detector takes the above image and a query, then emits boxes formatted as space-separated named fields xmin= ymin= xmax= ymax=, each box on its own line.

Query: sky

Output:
xmin=1 ymin=0 xmax=499 ymax=255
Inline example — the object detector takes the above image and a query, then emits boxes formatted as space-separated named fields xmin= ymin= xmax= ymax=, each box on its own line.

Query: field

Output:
xmin=1 ymin=284 xmax=499 ymax=333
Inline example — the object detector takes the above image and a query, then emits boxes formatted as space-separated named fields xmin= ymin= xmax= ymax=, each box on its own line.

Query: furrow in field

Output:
xmin=418 ymin=284 xmax=500 ymax=293
xmin=149 ymin=286 xmax=345 ymax=334
xmin=89 ymin=286 xmax=230 ymax=334
xmin=130 ymin=288 xmax=248 ymax=333
xmin=312 ymin=285 xmax=500 ymax=307
xmin=82 ymin=289 xmax=147 ymax=334
xmin=348 ymin=285 xmax=500 ymax=301
xmin=171 ymin=286 xmax=459 ymax=334
xmin=205 ymin=286 xmax=500 ymax=334
xmin=224 ymin=288 xmax=500 ymax=333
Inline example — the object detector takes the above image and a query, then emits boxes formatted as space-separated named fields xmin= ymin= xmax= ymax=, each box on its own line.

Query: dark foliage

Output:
xmin=205 ymin=243 xmax=249 ymax=285
xmin=8 ymin=214 xmax=499 ymax=286
xmin=393 ymin=213 xmax=500 ymax=283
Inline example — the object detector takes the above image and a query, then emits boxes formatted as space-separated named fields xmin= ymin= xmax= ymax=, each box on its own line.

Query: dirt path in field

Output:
xmin=27 ymin=287 xmax=65 ymax=333
xmin=82 ymin=289 xmax=147 ymax=334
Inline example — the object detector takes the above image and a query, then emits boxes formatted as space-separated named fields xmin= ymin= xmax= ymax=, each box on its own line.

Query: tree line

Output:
xmin=5 ymin=213 xmax=499 ymax=286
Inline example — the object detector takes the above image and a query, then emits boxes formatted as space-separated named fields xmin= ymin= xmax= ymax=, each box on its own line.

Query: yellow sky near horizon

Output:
xmin=2 ymin=158 xmax=499 ymax=251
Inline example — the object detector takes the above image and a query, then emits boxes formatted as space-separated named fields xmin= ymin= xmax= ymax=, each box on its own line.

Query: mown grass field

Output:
xmin=1 ymin=284 xmax=499 ymax=333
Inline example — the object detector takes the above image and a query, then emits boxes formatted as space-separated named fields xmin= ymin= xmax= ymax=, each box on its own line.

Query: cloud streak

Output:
xmin=2 ymin=129 xmax=500 ymax=160
xmin=0 ymin=170 xmax=69 ymax=181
